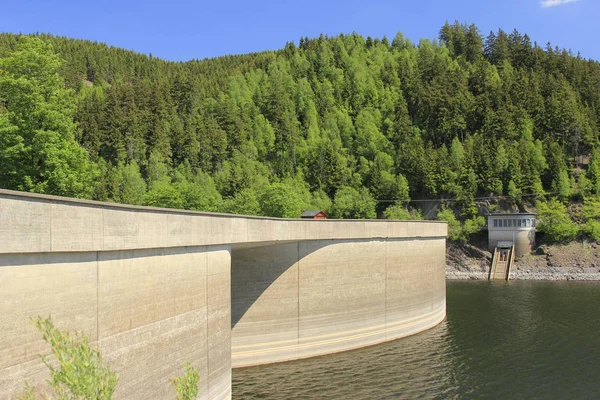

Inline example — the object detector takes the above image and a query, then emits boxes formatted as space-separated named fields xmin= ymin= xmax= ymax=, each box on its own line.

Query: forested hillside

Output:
xmin=1 ymin=23 xmax=600 ymax=228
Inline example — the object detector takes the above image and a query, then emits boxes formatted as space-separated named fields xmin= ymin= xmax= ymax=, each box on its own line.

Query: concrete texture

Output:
xmin=488 ymin=229 xmax=535 ymax=257
xmin=487 ymin=214 xmax=536 ymax=257
xmin=207 ymin=247 xmax=232 ymax=400
xmin=385 ymin=239 xmax=446 ymax=341
xmin=0 ymin=189 xmax=447 ymax=400
xmin=0 ymin=189 xmax=447 ymax=254
xmin=297 ymin=240 xmax=388 ymax=360
xmin=0 ymin=253 xmax=98 ymax=396
xmin=0 ymin=246 xmax=231 ymax=400
xmin=231 ymin=239 xmax=446 ymax=367
xmin=231 ymin=243 xmax=300 ymax=366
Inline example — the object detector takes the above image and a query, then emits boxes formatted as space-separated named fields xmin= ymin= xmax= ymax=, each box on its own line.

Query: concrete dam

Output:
xmin=0 ymin=189 xmax=447 ymax=400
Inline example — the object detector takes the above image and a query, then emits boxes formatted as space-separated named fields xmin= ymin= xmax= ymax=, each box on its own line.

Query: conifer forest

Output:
xmin=1 ymin=23 xmax=600 ymax=240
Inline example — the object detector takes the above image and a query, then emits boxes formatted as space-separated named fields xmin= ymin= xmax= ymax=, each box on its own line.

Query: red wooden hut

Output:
xmin=300 ymin=210 xmax=328 ymax=219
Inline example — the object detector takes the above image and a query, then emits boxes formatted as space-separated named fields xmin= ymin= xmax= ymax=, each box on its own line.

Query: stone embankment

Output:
xmin=446 ymin=241 xmax=600 ymax=281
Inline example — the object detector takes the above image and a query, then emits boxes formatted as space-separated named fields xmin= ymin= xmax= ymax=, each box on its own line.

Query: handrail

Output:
xmin=506 ymin=245 xmax=516 ymax=280
xmin=489 ymin=247 xmax=498 ymax=280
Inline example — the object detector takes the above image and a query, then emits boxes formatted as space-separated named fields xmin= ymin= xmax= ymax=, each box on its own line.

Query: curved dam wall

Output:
xmin=0 ymin=189 xmax=446 ymax=400
xmin=0 ymin=246 xmax=232 ymax=400
xmin=231 ymin=239 xmax=446 ymax=367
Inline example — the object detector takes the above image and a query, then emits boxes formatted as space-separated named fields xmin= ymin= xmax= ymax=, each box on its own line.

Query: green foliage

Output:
xmin=310 ymin=189 xmax=333 ymax=214
xmin=119 ymin=162 xmax=147 ymax=204
xmin=579 ymin=198 xmax=600 ymax=241
xmin=436 ymin=208 xmax=462 ymax=241
xmin=588 ymin=152 xmax=600 ymax=194
xmin=576 ymin=173 xmax=592 ymax=198
xmin=583 ymin=220 xmax=600 ymax=241
xmin=436 ymin=208 xmax=484 ymax=241
xmin=537 ymin=200 xmax=579 ymax=242
xmin=552 ymin=169 xmax=572 ymax=201
xmin=16 ymin=383 xmax=35 ymax=400
xmin=0 ymin=26 xmax=599 ymax=225
xmin=22 ymin=316 xmax=202 ymax=399
xmin=142 ymin=181 xmax=185 ymax=209
xmin=32 ymin=316 xmax=118 ymax=400
xmin=330 ymin=186 xmax=376 ymax=219
xmin=0 ymin=37 xmax=97 ymax=197
xmin=259 ymin=183 xmax=304 ymax=218
xmin=463 ymin=216 xmax=486 ymax=237
xmin=582 ymin=198 xmax=600 ymax=221
xmin=507 ymin=180 xmax=521 ymax=203
xmin=175 ymin=167 xmax=222 ymax=212
xmin=383 ymin=203 xmax=422 ymax=220
xmin=102 ymin=161 xmax=146 ymax=205
xmin=221 ymin=188 xmax=261 ymax=215
xmin=171 ymin=363 xmax=200 ymax=400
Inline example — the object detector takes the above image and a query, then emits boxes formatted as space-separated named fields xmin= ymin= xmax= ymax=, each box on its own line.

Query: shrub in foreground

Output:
xmin=171 ymin=362 xmax=200 ymax=400
xmin=21 ymin=316 xmax=199 ymax=399
xmin=27 ymin=316 xmax=119 ymax=399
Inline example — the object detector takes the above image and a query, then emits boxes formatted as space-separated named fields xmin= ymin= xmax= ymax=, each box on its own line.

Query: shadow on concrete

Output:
xmin=0 ymin=251 xmax=98 ymax=267
xmin=230 ymin=237 xmax=442 ymax=329
xmin=0 ymin=246 xmax=206 ymax=268
xmin=231 ymin=241 xmax=310 ymax=329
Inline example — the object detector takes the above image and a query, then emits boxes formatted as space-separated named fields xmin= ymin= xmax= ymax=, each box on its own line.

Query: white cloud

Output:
xmin=540 ymin=0 xmax=581 ymax=7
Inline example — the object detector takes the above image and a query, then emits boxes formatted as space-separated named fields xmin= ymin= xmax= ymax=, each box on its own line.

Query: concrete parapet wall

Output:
xmin=0 ymin=189 xmax=446 ymax=254
xmin=231 ymin=239 xmax=446 ymax=367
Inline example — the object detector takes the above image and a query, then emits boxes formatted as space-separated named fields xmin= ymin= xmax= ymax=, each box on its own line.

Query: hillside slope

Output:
xmin=1 ymin=23 xmax=599 ymax=221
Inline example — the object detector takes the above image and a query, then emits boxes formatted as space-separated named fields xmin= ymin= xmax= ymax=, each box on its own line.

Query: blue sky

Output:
xmin=1 ymin=0 xmax=596 ymax=61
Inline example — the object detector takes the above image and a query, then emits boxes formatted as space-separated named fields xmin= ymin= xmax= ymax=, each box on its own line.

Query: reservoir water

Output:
xmin=233 ymin=280 xmax=600 ymax=399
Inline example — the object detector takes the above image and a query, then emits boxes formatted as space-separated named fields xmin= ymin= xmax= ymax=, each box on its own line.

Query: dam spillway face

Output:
xmin=0 ymin=189 xmax=447 ymax=400
xmin=231 ymin=240 xmax=446 ymax=367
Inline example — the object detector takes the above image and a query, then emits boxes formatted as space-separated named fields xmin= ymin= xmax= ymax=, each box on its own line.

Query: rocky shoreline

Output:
xmin=446 ymin=241 xmax=600 ymax=281
xmin=446 ymin=267 xmax=600 ymax=281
